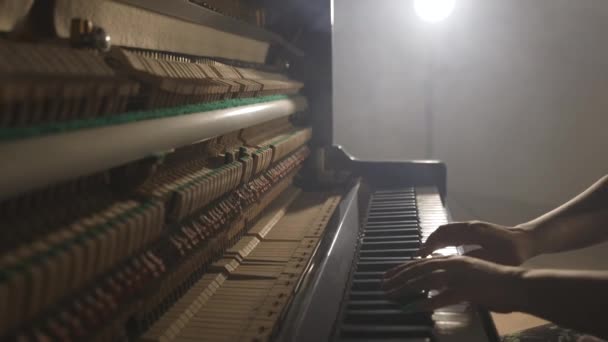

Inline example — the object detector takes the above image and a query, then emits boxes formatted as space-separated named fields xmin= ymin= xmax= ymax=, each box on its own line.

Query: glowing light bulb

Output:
xmin=414 ymin=0 xmax=456 ymax=23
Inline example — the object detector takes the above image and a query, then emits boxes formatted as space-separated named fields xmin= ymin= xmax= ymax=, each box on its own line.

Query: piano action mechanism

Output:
xmin=0 ymin=1 xmax=499 ymax=341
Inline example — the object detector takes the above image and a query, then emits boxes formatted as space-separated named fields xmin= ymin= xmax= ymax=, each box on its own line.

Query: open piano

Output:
xmin=0 ymin=1 xmax=499 ymax=341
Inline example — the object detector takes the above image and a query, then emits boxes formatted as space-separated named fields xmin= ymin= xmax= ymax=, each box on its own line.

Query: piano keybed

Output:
xmin=334 ymin=188 xmax=450 ymax=342
xmin=139 ymin=190 xmax=342 ymax=342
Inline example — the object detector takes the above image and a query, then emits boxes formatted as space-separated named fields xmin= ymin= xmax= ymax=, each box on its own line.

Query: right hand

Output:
xmin=382 ymin=255 xmax=526 ymax=313
xmin=417 ymin=221 xmax=536 ymax=266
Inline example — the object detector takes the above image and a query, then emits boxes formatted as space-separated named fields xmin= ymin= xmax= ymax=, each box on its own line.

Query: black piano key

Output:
xmin=353 ymin=272 xmax=385 ymax=279
xmin=373 ymin=192 xmax=415 ymax=196
xmin=373 ymin=189 xmax=414 ymax=194
xmin=348 ymin=291 xmax=425 ymax=302
xmin=372 ymin=194 xmax=415 ymax=198
xmin=367 ymin=215 xmax=418 ymax=220
xmin=351 ymin=279 xmax=382 ymax=291
xmin=367 ymin=216 xmax=419 ymax=223
xmin=360 ymin=240 xmax=420 ymax=250
xmin=370 ymin=206 xmax=416 ymax=210
xmin=368 ymin=210 xmax=418 ymax=217
xmin=359 ymin=249 xmax=419 ymax=258
xmin=356 ymin=260 xmax=411 ymax=272
xmin=367 ymin=220 xmax=419 ymax=226
xmin=372 ymin=194 xmax=415 ymax=199
xmin=365 ymin=223 xmax=419 ymax=229
xmin=343 ymin=309 xmax=434 ymax=325
xmin=369 ymin=204 xmax=417 ymax=210
xmin=366 ymin=219 xmax=418 ymax=225
xmin=370 ymin=204 xmax=415 ymax=208
xmin=374 ymin=189 xmax=414 ymax=193
xmin=367 ymin=219 xmax=418 ymax=225
xmin=369 ymin=208 xmax=417 ymax=213
xmin=349 ymin=291 xmax=386 ymax=301
xmin=371 ymin=203 xmax=415 ymax=207
xmin=340 ymin=324 xmax=432 ymax=339
xmin=358 ymin=257 xmax=414 ymax=263
xmin=369 ymin=210 xmax=416 ymax=216
xmin=346 ymin=300 xmax=398 ymax=310
xmin=371 ymin=199 xmax=416 ymax=204
xmin=363 ymin=228 xmax=420 ymax=237
xmin=362 ymin=236 xmax=420 ymax=242
xmin=373 ymin=191 xmax=414 ymax=197
xmin=371 ymin=200 xmax=416 ymax=205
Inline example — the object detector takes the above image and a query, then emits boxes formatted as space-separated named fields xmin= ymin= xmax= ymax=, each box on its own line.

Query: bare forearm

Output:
xmin=517 ymin=175 xmax=608 ymax=255
xmin=514 ymin=269 xmax=608 ymax=339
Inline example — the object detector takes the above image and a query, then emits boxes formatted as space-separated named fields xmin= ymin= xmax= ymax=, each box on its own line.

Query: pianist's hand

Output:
xmin=417 ymin=221 xmax=535 ymax=266
xmin=381 ymin=255 xmax=524 ymax=313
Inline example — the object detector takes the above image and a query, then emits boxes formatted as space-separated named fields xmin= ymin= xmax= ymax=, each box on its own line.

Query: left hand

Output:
xmin=381 ymin=255 xmax=525 ymax=313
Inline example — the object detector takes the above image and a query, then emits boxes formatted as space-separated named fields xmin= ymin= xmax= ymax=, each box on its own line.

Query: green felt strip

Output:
xmin=0 ymin=95 xmax=289 ymax=142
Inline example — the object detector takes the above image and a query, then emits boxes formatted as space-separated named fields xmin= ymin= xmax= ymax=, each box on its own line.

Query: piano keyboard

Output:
xmin=334 ymin=187 xmax=451 ymax=342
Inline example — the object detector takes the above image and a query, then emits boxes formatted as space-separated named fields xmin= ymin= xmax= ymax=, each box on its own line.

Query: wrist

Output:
xmin=512 ymin=223 xmax=543 ymax=261
xmin=506 ymin=267 xmax=533 ymax=313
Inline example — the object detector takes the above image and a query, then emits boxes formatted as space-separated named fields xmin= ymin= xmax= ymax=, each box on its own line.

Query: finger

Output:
xmin=382 ymin=256 xmax=451 ymax=287
xmin=382 ymin=257 xmax=460 ymax=291
xmin=417 ymin=222 xmax=473 ymax=256
xmin=385 ymin=270 xmax=450 ymax=299
xmin=417 ymin=222 xmax=490 ymax=257
xmin=406 ymin=270 xmax=449 ymax=291
xmin=464 ymin=248 xmax=494 ymax=261
xmin=401 ymin=290 xmax=461 ymax=313
xmin=383 ymin=258 xmax=427 ymax=279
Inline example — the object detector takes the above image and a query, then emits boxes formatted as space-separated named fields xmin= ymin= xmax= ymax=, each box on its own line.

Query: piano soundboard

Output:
xmin=0 ymin=1 xmax=499 ymax=341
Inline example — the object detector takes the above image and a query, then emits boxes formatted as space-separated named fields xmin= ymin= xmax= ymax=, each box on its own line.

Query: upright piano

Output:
xmin=0 ymin=1 xmax=499 ymax=341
